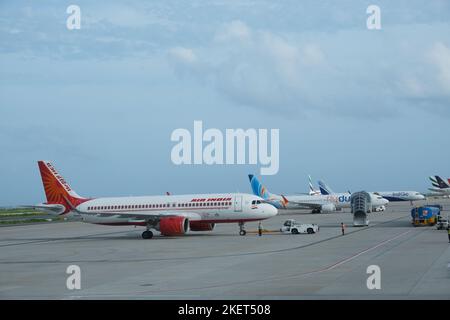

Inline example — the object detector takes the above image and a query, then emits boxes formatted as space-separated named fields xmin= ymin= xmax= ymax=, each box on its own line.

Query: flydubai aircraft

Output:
xmin=428 ymin=175 xmax=450 ymax=195
xmin=249 ymin=174 xmax=363 ymax=213
xmin=318 ymin=180 xmax=425 ymax=202
xmin=28 ymin=161 xmax=277 ymax=239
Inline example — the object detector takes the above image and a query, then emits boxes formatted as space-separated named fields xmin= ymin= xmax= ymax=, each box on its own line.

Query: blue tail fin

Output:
xmin=318 ymin=180 xmax=334 ymax=195
xmin=248 ymin=174 xmax=271 ymax=200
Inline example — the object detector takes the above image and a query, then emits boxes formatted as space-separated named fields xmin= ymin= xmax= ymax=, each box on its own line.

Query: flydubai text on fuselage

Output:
xmin=249 ymin=174 xmax=351 ymax=213
xmin=31 ymin=161 xmax=277 ymax=239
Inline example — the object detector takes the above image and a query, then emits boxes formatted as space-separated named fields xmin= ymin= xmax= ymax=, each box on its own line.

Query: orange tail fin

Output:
xmin=37 ymin=161 xmax=88 ymax=211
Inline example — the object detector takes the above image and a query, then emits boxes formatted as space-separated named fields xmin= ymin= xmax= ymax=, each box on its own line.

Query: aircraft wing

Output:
xmin=280 ymin=195 xmax=328 ymax=209
xmin=283 ymin=201 xmax=325 ymax=209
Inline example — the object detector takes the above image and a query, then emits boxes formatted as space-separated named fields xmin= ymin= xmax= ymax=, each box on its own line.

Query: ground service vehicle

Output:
xmin=436 ymin=216 xmax=449 ymax=230
xmin=280 ymin=219 xmax=319 ymax=234
xmin=411 ymin=206 xmax=440 ymax=227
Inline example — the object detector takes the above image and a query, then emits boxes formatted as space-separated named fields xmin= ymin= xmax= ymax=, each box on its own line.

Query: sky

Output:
xmin=1 ymin=0 xmax=450 ymax=205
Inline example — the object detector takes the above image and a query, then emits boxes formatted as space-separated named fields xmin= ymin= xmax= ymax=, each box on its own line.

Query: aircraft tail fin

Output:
xmin=318 ymin=180 xmax=334 ymax=195
xmin=308 ymin=175 xmax=320 ymax=195
xmin=434 ymin=175 xmax=449 ymax=189
xmin=248 ymin=174 xmax=273 ymax=200
xmin=37 ymin=161 xmax=88 ymax=214
xmin=429 ymin=176 xmax=440 ymax=188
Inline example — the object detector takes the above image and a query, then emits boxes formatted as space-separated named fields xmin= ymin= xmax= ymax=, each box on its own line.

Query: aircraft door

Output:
xmin=234 ymin=195 xmax=243 ymax=212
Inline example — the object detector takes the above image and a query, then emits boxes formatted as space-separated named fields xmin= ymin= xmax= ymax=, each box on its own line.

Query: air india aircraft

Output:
xmin=28 ymin=161 xmax=277 ymax=239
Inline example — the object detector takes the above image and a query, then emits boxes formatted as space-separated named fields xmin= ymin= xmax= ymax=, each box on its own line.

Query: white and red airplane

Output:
xmin=29 ymin=161 xmax=277 ymax=239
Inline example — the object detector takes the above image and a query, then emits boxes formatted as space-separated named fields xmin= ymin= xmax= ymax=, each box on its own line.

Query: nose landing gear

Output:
xmin=238 ymin=222 xmax=246 ymax=236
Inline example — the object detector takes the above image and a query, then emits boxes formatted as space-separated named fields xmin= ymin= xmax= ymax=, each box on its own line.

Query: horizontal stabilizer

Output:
xmin=19 ymin=204 xmax=67 ymax=215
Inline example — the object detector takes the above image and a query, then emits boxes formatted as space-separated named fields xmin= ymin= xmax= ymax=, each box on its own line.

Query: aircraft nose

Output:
xmin=265 ymin=203 xmax=278 ymax=217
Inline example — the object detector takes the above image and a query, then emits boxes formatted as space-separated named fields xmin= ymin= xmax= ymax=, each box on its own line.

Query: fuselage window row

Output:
xmin=86 ymin=202 xmax=233 ymax=211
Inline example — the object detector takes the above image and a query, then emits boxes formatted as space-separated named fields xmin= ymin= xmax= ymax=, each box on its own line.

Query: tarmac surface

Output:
xmin=1 ymin=199 xmax=449 ymax=299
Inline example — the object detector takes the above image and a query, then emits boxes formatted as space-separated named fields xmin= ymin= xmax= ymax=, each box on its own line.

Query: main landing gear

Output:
xmin=238 ymin=222 xmax=246 ymax=236
xmin=142 ymin=225 xmax=154 ymax=239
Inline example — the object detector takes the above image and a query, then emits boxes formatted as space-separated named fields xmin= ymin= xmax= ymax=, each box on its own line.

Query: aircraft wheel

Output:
xmin=239 ymin=230 xmax=247 ymax=236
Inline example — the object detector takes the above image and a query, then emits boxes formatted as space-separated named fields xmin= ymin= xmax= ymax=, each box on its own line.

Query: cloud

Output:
xmin=167 ymin=46 xmax=207 ymax=78
xmin=393 ymin=41 xmax=450 ymax=115
xmin=181 ymin=21 xmax=332 ymax=113
xmin=302 ymin=44 xmax=325 ymax=66
xmin=428 ymin=42 xmax=450 ymax=94
xmin=0 ymin=2 xmax=178 ymax=60
xmin=167 ymin=20 xmax=450 ymax=119
xmin=2 ymin=2 xmax=450 ymax=119
xmin=398 ymin=75 xmax=426 ymax=98
xmin=167 ymin=21 xmax=336 ymax=115
xmin=83 ymin=4 xmax=176 ymax=30
xmin=169 ymin=47 xmax=197 ymax=64
xmin=214 ymin=20 xmax=252 ymax=43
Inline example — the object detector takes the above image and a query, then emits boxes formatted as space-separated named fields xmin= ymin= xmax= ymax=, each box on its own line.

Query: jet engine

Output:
xmin=321 ymin=203 xmax=336 ymax=213
xmin=189 ymin=221 xmax=215 ymax=231
xmin=159 ymin=216 xmax=189 ymax=236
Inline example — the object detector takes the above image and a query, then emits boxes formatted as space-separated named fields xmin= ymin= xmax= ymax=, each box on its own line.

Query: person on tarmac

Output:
xmin=447 ymin=226 xmax=450 ymax=243
xmin=341 ymin=222 xmax=345 ymax=236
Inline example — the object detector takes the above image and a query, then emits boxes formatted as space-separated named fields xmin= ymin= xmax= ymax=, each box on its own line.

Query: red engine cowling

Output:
xmin=159 ymin=217 xmax=189 ymax=236
xmin=189 ymin=221 xmax=215 ymax=232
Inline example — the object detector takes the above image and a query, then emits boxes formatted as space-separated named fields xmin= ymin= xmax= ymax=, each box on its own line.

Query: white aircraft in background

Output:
xmin=317 ymin=180 xmax=424 ymax=204
xmin=308 ymin=175 xmax=321 ymax=196
xmin=248 ymin=174 xmax=388 ymax=213
xmin=428 ymin=175 xmax=450 ymax=195
xmin=372 ymin=191 xmax=425 ymax=202
xmin=27 ymin=161 xmax=277 ymax=239
xmin=317 ymin=180 xmax=390 ymax=211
